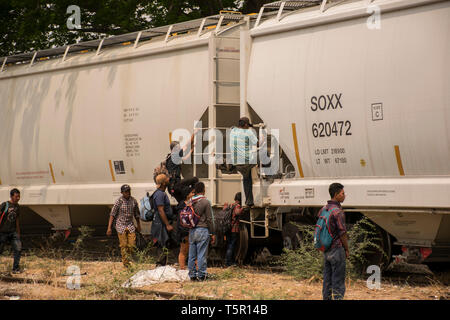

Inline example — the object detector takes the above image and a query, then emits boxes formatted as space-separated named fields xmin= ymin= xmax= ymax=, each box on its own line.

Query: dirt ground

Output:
xmin=0 ymin=254 xmax=449 ymax=300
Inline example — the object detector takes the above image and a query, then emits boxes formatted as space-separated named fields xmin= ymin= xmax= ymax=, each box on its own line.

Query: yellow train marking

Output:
xmin=49 ymin=163 xmax=56 ymax=183
xmin=291 ymin=123 xmax=304 ymax=178
xmin=109 ymin=160 xmax=116 ymax=182
xmin=394 ymin=145 xmax=405 ymax=176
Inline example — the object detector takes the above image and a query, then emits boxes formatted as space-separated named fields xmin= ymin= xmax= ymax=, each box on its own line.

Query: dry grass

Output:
xmin=0 ymin=254 xmax=448 ymax=300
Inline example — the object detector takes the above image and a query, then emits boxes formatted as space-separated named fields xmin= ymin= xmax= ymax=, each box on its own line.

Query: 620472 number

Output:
xmin=312 ymin=121 xmax=352 ymax=138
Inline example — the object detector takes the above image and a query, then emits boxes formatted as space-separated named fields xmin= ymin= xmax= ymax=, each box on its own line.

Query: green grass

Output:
xmin=279 ymin=216 xmax=388 ymax=280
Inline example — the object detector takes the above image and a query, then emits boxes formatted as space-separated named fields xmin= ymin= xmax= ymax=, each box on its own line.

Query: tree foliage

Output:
xmin=0 ymin=0 xmax=273 ymax=57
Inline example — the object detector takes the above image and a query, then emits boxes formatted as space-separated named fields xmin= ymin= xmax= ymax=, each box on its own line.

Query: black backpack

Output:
xmin=165 ymin=153 xmax=181 ymax=197
xmin=214 ymin=204 xmax=236 ymax=235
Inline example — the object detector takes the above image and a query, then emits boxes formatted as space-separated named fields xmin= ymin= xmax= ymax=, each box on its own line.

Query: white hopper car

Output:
xmin=0 ymin=0 xmax=449 ymax=265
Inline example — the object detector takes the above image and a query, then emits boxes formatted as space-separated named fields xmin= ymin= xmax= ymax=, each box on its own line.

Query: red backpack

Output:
xmin=179 ymin=195 xmax=205 ymax=229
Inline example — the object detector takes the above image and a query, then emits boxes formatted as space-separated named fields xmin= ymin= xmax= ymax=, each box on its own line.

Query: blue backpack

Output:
xmin=139 ymin=192 xmax=157 ymax=222
xmin=314 ymin=207 xmax=338 ymax=252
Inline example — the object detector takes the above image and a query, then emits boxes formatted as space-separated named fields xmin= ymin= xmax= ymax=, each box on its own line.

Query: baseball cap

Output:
xmin=121 ymin=184 xmax=131 ymax=192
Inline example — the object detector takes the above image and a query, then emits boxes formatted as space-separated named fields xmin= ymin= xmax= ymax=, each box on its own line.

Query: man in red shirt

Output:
xmin=224 ymin=192 xmax=243 ymax=266
xmin=320 ymin=183 xmax=349 ymax=300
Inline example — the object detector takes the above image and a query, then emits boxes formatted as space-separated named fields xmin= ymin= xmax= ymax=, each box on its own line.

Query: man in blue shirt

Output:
xmin=229 ymin=117 xmax=262 ymax=207
xmin=151 ymin=174 xmax=175 ymax=265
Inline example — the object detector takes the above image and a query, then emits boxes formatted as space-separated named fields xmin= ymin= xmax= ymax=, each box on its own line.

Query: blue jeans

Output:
xmin=323 ymin=246 xmax=346 ymax=300
xmin=188 ymin=227 xmax=210 ymax=279
xmin=225 ymin=232 xmax=238 ymax=266
xmin=0 ymin=232 xmax=22 ymax=271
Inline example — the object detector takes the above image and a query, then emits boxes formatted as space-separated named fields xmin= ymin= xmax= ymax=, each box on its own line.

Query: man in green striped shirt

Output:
xmin=229 ymin=117 xmax=260 ymax=207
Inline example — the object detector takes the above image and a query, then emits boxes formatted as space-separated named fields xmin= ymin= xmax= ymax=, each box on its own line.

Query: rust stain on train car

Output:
xmin=394 ymin=145 xmax=405 ymax=176
xmin=108 ymin=160 xmax=116 ymax=182
xmin=291 ymin=123 xmax=304 ymax=178
xmin=49 ymin=163 xmax=56 ymax=183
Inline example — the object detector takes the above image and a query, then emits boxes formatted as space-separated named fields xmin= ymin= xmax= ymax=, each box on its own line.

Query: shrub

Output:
xmin=280 ymin=216 xmax=387 ymax=280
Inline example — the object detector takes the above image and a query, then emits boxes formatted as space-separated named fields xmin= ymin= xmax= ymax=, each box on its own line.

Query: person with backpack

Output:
xmin=187 ymin=182 xmax=215 ymax=281
xmin=0 ymin=189 xmax=22 ymax=274
xmin=171 ymin=176 xmax=199 ymax=269
xmin=107 ymin=184 xmax=141 ymax=268
xmin=316 ymin=182 xmax=349 ymax=300
xmin=176 ymin=185 xmax=196 ymax=269
xmin=151 ymin=173 xmax=176 ymax=265
xmin=223 ymin=192 xmax=243 ymax=267
xmin=165 ymin=130 xmax=197 ymax=196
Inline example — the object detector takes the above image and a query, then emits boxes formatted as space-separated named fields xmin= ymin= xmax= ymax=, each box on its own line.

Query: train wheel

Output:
xmin=235 ymin=224 xmax=248 ymax=264
xmin=282 ymin=222 xmax=303 ymax=250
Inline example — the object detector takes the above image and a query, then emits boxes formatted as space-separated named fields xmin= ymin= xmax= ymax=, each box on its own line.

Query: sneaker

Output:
xmin=197 ymin=275 xmax=207 ymax=281
xmin=11 ymin=269 xmax=22 ymax=274
xmin=198 ymin=274 xmax=216 ymax=281
xmin=190 ymin=276 xmax=198 ymax=281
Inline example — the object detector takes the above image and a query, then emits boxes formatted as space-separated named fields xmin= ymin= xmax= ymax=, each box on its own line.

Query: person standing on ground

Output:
xmin=188 ymin=182 xmax=215 ymax=281
xmin=321 ymin=182 xmax=349 ymax=300
xmin=0 ymin=189 xmax=22 ymax=274
xmin=107 ymin=184 xmax=141 ymax=268
xmin=224 ymin=192 xmax=243 ymax=267
xmin=151 ymin=174 xmax=175 ymax=265
xmin=176 ymin=186 xmax=196 ymax=269
xmin=173 ymin=176 xmax=199 ymax=269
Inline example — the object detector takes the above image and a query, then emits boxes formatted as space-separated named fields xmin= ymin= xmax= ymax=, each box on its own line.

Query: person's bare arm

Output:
xmin=158 ymin=206 xmax=173 ymax=232
xmin=107 ymin=216 xmax=114 ymax=236
xmin=134 ymin=203 xmax=141 ymax=233
xmin=107 ymin=201 xmax=119 ymax=236
xmin=340 ymin=233 xmax=349 ymax=258
xmin=182 ymin=131 xmax=197 ymax=153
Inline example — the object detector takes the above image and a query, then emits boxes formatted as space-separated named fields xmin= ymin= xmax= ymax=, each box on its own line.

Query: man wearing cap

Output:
xmin=107 ymin=184 xmax=141 ymax=267
xmin=229 ymin=117 xmax=262 ymax=207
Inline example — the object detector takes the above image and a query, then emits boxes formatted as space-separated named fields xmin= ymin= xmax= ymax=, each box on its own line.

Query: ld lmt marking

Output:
xmin=394 ymin=145 xmax=405 ymax=176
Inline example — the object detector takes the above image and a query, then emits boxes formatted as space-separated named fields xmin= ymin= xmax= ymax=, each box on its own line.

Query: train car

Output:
xmin=0 ymin=0 xmax=449 ymax=265
xmin=244 ymin=0 xmax=450 ymax=264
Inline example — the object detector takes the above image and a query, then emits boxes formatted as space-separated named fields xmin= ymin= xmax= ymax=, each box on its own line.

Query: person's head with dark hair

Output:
xmin=173 ymin=177 xmax=199 ymax=203
xmin=185 ymin=186 xmax=195 ymax=201
xmin=194 ymin=182 xmax=205 ymax=195
xmin=238 ymin=116 xmax=252 ymax=129
xmin=234 ymin=192 xmax=242 ymax=205
xmin=329 ymin=182 xmax=345 ymax=203
xmin=10 ymin=188 xmax=20 ymax=204
xmin=170 ymin=141 xmax=180 ymax=151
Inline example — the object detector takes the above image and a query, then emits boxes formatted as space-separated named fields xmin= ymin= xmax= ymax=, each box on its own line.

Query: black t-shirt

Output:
xmin=0 ymin=201 xmax=20 ymax=233
xmin=166 ymin=149 xmax=184 ymax=179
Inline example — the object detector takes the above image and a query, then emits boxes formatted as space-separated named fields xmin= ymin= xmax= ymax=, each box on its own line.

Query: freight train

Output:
xmin=1 ymin=0 xmax=449 ymax=266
